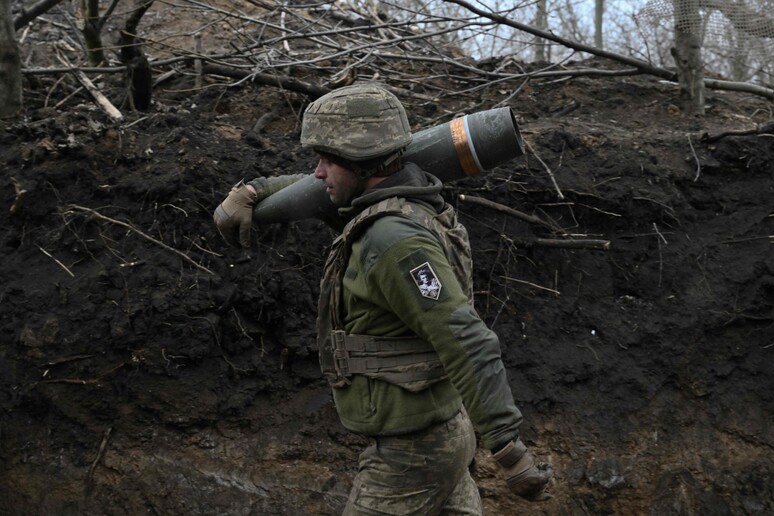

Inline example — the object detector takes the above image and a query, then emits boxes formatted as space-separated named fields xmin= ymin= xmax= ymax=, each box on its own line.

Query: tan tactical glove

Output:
xmin=493 ymin=439 xmax=553 ymax=501
xmin=213 ymin=180 xmax=257 ymax=248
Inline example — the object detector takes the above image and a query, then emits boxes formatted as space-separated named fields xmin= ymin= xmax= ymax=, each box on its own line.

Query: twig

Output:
xmin=459 ymin=194 xmax=563 ymax=233
xmin=687 ymin=134 xmax=701 ymax=182
xmin=185 ymin=237 xmax=223 ymax=257
xmin=231 ymin=308 xmax=254 ymax=342
xmin=194 ymin=32 xmax=203 ymax=89
xmin=517 ymin=237 xmax=610 ymax=251
xmin=194 ymin=314 xmax=250 ymax=374
xmin=719 ymin=235 xmax=774 ymax=244
xmin=652 ymin=223 xmax=667 ymax=287
xmin=65 ymin=204 xmax=214 ymax=275
xmin=53 ymin=84 xmax=86 ymax=109
xmin=632 ymin=196 xmax=679 ymax=224
xmin=576 ymin=343 xmax=600 ymax=361
xmin=201 ymin=63 xmax=330 ymax=99
xmin=652 ymin=223 xmax=668 ymax=245
xmin=524 ymin=139 xmax=565 ymax=200
xmin=42 ymin=354 xmax=95 ymax=366
xmin=55 ymin=54 xmax=124 ymax=122
xmin=700 ymin=122 xmax=774 ymax=143
xmin=38 ymin=246 xmax=75 ymax=277
xmin=153 ymin=67 xmax=179 ymax=86
xmin=39 ymin=378 xmax=99 ymax=385
xmin=86 ymin=427 xmax=112 ymax=493
xmin=500 ymin=276 xmax=561 ymax=295
xmin=460 ymin=195 xmax=610 ymax=250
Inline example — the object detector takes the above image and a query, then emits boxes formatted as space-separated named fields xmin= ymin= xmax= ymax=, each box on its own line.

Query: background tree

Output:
xmin=80 ymin=0 xmax=109 ymax=66
xmin=10 ymin=0 xmax=774 ymax=120
xmin=672 ymin=0 xmax=705 ymax=115
xmin=0 ymin=0 xmax=21 ymax=118
xmin=117 ymin=0 xmax=154 ymax=110
xmin=534 ymin=0 xmax=549 ymax=61
xmin=595 ymin=0 xmax=604 ymax=49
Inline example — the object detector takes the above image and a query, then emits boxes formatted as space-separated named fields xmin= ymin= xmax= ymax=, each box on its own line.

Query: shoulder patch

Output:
xmin=410 ymin=262 xmax=443 ymax=301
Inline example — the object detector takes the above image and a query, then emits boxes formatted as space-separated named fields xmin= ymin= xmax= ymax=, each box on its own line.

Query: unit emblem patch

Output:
xmin=410 ymin=262 xmax=442 ymax=300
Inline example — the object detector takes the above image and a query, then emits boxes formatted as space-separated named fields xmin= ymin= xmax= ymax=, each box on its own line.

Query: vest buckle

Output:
xmin=331 ymin=329 xmax=350 ymax=378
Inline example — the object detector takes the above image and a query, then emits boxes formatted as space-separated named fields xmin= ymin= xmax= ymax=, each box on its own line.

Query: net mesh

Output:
xmin=637 ymin=0 xmax=774 ymax=39
xmin=635 ymin=0 xmax=774 ymax=81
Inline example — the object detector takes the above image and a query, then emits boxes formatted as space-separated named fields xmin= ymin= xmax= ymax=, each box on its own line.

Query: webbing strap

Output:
xmin=331 ymin=330 xmax=446 ymax=385
xmin=318 ymin=195 xmax=470 ymax=390
xmin=338 ymin=332 xmax=434 ymax=353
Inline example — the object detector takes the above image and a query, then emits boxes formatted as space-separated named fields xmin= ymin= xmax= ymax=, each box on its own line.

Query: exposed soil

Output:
xmin=2 ymin=39 xmax=774 ymax=516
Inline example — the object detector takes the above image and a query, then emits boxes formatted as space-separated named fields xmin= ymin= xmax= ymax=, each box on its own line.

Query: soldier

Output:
xmin=214 ymin=84 xmax=553 ymax=514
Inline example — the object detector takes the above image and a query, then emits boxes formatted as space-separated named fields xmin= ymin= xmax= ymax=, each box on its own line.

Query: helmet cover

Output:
xmin=300 ymin=84 xmax=412 ymax=162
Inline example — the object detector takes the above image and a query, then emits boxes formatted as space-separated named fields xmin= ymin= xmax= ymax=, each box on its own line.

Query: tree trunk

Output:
xmin=118 ymin=0 xmax=155 ymax=111
xmin=672 ymin=0 xmax=705 ymax=115
xmin=80 ymin=0 xmax=107 ymax=66
xmin=594 ymin=0 xmax=604 ymax=49
xmin=0 ymin=0 xmax=22 ymax=118
xmin=730 ymin=29 xmax=749 ymax=82
xmin=534 ymin=0 xmax=548 ymax=62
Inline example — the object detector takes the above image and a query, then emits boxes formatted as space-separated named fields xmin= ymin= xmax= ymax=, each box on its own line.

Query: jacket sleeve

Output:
xmin=355 ymin=217 xmax=523 ymax=450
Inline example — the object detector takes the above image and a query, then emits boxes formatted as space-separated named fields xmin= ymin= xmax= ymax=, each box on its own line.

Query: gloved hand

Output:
xmin=493 ymin=439 xmax=553 ymax=501
xmin=213 ymin=180 xmax=257 ymax=248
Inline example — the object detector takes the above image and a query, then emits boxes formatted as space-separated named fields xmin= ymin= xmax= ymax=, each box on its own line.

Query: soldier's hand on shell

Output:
xmin=493 ymin=439 xmax=553 ymax=502
xmin=213 ymin=181 xmax=257 ymax=248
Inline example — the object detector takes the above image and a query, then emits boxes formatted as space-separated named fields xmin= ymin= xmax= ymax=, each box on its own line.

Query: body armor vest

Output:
xmin=317 ymin=197 xmax=473 ymax=391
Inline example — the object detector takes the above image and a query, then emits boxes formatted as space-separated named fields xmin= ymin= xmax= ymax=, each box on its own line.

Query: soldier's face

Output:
xmin=314 ymin=156 xmax=361 ymax=206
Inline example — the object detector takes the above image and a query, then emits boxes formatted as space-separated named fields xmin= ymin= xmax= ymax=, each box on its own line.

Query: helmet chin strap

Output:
xmin=350 ymin=149 xmax=403 ymax=179
xmin=318 ymin=148 xmax=404 ymax=180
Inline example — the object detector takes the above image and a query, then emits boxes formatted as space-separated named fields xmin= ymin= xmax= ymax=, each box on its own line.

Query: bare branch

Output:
xmin=56 ymin=54 xmax=123 ymax=121
xmin=459 ymin=194 xmax=560 ymax=232
xmin=459 ymin=194 xmax=610 ymax=250
xmin=701 ymin=122 xmax=774 ymax=143
xmin=13 ymin=0 xmax=65 ymax=30
xmin=37 ymin=246 xmax=75 ymax=277
xmin=444 ymin=0 xmax=677 ymax=79
xmin=444 ymin=0 xmax=774 ymax=100
xmin=65 ymin=204 xmax=214 ymax=276
xmin=201 ymin=63 xmax=331 ymax=99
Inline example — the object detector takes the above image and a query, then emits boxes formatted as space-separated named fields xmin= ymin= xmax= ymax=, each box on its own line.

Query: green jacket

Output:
xmin=322 ymin=163 xmax=523 ymax=451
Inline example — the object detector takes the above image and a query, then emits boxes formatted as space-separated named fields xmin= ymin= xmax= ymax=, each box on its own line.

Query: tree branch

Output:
xmin=458 ymin=194 xmax=610 ymax=250
xmin=13 ymin=0 xmax=65 ymax=30
xmin=444 ymin=0 xmax=676 ymax=80
xmin=201 ymin=63 xmax=331 ymax=99
xmin=444 ymin=0 xmax=774 ymax=100
xmin=64 ymin=204 xmax=214 ymax=276
xmin=701 ymin=122 xmax=774 ymax=143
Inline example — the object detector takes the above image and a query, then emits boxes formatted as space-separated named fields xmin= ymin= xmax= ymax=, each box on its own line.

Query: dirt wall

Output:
xmin=2 ymin=71 xmax=773 ymax=515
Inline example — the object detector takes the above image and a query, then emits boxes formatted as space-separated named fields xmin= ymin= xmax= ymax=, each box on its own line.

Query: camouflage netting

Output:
xmin=636 ymin=0 xmax=774 ymax=81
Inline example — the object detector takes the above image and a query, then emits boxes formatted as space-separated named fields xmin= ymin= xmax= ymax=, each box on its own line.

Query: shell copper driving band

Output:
xmin=450 ymin=116 xmax=484 ymax=177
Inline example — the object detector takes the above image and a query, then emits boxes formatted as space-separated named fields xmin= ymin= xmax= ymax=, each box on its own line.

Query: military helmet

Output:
xmin=300 ymin=84 xmax=412 ymax=169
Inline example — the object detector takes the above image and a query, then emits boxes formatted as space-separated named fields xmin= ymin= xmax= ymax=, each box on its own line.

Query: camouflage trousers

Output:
xmin=343 ymin=409 xmax=482 ymax=515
